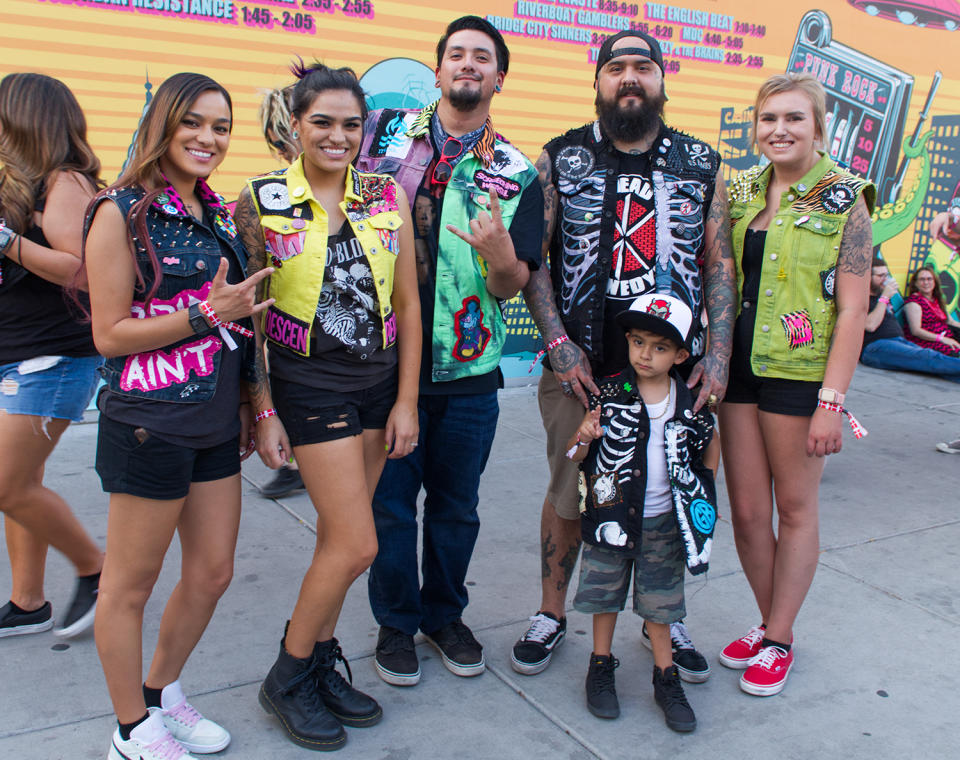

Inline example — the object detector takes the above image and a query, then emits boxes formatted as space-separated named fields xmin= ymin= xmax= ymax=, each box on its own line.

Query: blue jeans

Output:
xmin=368 ymin=391 xmax=499 ymax=635
xmin=861 ymin=337 xmax=960 ymax=383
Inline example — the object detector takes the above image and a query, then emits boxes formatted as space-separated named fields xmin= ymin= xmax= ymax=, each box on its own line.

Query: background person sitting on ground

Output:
xmin=903 ymin=266 xmax=960 ymax=356
xmin=861 ymin=260 xmax=960 ymax=382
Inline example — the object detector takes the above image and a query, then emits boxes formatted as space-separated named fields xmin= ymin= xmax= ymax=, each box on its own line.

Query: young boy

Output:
xmin=567 ymin=293 xmax=718 ymax=732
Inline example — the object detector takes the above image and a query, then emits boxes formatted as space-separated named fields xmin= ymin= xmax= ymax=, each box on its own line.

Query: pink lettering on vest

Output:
xmin=264 ymin=306 xmax=309 ymax=353
xmin=383 ymin=312 xmax=397 ymax=347
xmin=119 ymin=336 xmax=223 ymax=393
xmin=131 ymin=282 xmax=212 ymax=319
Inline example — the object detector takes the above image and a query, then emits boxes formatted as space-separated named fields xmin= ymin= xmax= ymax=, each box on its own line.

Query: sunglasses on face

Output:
xmin=431 ymin=137 xmax=464 ymax=187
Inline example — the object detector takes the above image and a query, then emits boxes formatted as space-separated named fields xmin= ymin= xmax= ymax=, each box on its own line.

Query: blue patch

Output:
xmin=690 ymin=498 xmax=716 ymax=534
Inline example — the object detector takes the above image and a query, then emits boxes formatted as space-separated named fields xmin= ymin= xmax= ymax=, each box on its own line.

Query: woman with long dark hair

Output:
xmin=903 ymin=265 xmax=960 ymax=355
xmin=720 ymin=73 xmax=873 ymax=696
xmin=236 ymin=62 xmax=420 ymax=750
xmin=84 ymin=72 xmax=272 ymax=760
xmin=0 ymin=72 xmax=104 ymax=640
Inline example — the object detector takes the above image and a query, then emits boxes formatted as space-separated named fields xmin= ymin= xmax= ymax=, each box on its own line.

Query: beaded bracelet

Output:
xmin=529 ymin=334 xmax=571 ymax=373
xmin=255 ymin=408 xmax=277 ymax=423
xmin=817 ymin=399 xmax=868 ymax=439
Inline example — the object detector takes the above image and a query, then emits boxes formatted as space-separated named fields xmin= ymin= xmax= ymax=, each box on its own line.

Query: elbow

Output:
xmin=93 ymin=334 xmax=125 ymax=359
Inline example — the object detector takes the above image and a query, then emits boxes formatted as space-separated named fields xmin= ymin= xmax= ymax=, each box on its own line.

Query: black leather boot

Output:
xmin=314 ymin=638 xmax=383 ymax=727
xmin=259 ymin=641 xmax=346 ymax=750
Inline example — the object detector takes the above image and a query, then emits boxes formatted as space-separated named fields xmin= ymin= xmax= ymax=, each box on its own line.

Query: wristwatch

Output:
xmin=0 ymin=220 xmax=15 ymax=258
xmin=817 ymin=387 xmax=845 ymax=405
xmin=188 ymin=302 xmax=212 ymax=335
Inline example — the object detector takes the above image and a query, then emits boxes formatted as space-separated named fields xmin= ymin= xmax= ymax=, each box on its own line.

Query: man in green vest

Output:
xmin=356 ymin=16 xmax=544 ymax=687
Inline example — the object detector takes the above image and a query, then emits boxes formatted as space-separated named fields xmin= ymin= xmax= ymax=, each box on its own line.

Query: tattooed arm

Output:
xmin=808 ymin=196 xmax=871 ymax=457
xmin=236 ymin=188 xmax=292 ymax=469
xmin=687 ymin=170 xmax=736 ymax=410
xmin=521 ymin=150 xmax=598 ymax=407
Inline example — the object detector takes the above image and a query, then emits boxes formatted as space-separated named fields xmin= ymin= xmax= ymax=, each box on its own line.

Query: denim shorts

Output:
xmin=271 ymin=373 xmax=397 ymax=447
xmin=0 ymin=355 xmax=103 ymax=421
xmin=96 ymin=414 xmax=240 ymax=500
xmin=573 ymin=512 xmax=686 ymax=623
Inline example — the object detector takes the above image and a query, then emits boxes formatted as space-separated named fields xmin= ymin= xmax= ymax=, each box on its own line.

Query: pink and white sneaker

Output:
xmin=108 ymin=710 xmax=197 ymax=760
xmin=155 ymin=680 xmax=231 ymax=754
xmin=718 ymin=625 xmax=765 ymax=669
xmin=740 ymin=645 xmax=794 ymax=696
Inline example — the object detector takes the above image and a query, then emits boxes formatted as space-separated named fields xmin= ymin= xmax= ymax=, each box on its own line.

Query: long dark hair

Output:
xmin=0 ymin=73 xmax=101 ymax=233
xmin=907 ymin=265 xmax=948 ymax=313
xmin=98 ymin=72 xmax=232 ymax=307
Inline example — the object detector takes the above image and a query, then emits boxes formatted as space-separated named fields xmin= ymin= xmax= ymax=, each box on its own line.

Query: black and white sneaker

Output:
xmin=642 ymin=621 xmax=711 ymax=683
xmin=53 ymin=573 xmax=99 ymax=638
xmin=424 ymin=619 xmax=484 ymax=677
xmin=511 ymin=611 xmax=566 ymax=675
xmin=0 ymin=600 xmax=53 ymax=638
xmin=375 ymin=626 xmax=421 ymax=686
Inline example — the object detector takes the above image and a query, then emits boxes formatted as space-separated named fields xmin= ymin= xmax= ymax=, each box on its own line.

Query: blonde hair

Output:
xmin=751 ymin=73 xmax=827 ymax=150
xmin=258 ymin=86 xmax=297 ymax=160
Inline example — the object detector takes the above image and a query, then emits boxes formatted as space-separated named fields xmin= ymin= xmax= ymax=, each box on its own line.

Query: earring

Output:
xmin=292 ymin=130 xmax=299 ymax=140
xmin=495 ymin=84 xmax=502 ymax=92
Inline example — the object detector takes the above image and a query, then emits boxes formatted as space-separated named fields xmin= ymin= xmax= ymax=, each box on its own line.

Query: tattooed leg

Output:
xmin=539 ymin=499 xmax=582 ymax=616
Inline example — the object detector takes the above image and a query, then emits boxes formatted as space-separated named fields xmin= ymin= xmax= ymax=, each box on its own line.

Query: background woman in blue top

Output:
xmin=84 ymin=73 xmax=273 ymax=760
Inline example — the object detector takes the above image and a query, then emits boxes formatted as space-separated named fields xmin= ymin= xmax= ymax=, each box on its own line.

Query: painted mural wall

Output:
xmin=4 ymin=0 xmax=960 ymax=374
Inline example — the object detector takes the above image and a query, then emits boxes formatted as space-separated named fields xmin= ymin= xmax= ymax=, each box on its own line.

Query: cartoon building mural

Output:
xmin=4 ymin=0 xmax=960 ymax=375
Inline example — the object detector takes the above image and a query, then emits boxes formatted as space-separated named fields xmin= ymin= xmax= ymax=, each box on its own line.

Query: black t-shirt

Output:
xmin=268 ymin=222 xmax=397 ymax=391
xmin=414 ymin=141 xmax=543 ymax=395
xmin=731 ymin=228 xmax=765 ymax=377
xmin=862 ymin=294 xmax=904 ymax=350
xmin=99 ymin=211 xmax=243 ymax=448
xmin=0 ymin=204 xmax=97 ymax=364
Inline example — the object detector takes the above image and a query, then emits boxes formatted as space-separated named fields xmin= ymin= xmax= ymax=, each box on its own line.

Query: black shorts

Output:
xmin=271 ymin=372 xmax=397 ymax=447
xmin=96 ymin=414 xmax=240 ymax=500
xmin=724 ymin=360 xmax=819 ymax=416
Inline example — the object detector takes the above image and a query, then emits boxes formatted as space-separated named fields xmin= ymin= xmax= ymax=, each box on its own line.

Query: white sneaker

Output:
xmin=107 ymin=710 xmax=197 ymax=760
xmin=155 ymin=680 xmax=231 ymax=754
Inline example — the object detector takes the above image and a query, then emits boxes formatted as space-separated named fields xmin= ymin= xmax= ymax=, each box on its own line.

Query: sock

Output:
xmin=760 ymin=637 xmax=791 ymax=653
xmin=118 ymin=713 xmax=149 ymax=741
xmin=143 ymin=683 xmax=163 ymax=709
xmin=8 ymin=601 xmax=45 ymax=615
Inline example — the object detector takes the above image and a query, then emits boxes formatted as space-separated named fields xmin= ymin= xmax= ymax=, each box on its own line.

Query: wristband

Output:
xmin=817 ymin=399 xmax=868 ymax=439
xmin=255 ymin=408 xmax=277 ymax=422
xmin=878 ymin=296 xmax=891 ymax=306
xmin=198 ymin=300 xmax=254 ymax=340
xmin=937 ymin=332 xmax=946 ymax=343
xmin=529 ymin=334 xmax=571 ymax=373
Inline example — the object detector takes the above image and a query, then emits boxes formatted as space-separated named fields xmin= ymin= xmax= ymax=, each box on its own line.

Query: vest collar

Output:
xmin=406 ymin=99 xmax=497 ymax=168
xmin=751 ymin=151 xmax=836 ymax=202
xmin=282 ymin=155 xmax=361 ymax=207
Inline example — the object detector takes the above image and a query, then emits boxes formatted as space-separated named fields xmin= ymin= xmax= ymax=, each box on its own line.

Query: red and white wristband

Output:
xmin=255 ymin=408 xmax=277 ymax=423
xmin=817 ymin=399 xmax=868 ymax=439
xmin=530 ymin=334 xmax=570 ymax=373
xmin=198 ymin=300 xmax=254 ymax=350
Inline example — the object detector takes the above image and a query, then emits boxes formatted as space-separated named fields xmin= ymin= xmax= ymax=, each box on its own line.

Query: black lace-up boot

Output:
xmin=653 ymin=664 xmax=697 ymax=732
xmin=314 ymin=638 xmax=383 ymax=727
xmin=585 ymin=653 xmax=620 ymax=719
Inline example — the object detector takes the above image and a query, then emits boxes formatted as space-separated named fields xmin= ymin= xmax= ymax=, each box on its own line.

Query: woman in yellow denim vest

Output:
xmin=235 ymin=63 xmax=420 ymax=750
xmin=718 ymin=74 xmax=873 ymax=698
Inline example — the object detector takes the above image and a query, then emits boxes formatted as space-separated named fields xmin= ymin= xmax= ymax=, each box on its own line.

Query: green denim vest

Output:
xmin=431 ymin=144 xmax=537 ymax=382
xmin=729 ymin=153 xmax=875 ymax=380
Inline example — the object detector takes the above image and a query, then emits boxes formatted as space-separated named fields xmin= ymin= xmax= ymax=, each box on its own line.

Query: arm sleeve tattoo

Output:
xmin=838 ymin=199 xmax=873 ymax=276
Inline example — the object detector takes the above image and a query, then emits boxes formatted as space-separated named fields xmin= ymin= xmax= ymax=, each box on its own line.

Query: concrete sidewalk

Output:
xmin=1 ymin=366 xmax=958 ymax=759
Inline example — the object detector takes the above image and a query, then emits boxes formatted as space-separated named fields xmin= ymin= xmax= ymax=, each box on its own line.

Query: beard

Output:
xmin=595 ymin=84 xmax=666 ymax=143
xmin=447 ymin=82 xmax=483 ymax=112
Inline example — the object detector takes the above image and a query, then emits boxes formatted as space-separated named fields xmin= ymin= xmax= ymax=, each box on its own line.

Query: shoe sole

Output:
xmin=935 ymin=443 xmax=960 ymax=454
xmin=718 ymin=651 xmax=756 ymax=670
xmin=258 ymin=686 xmax=347 ymax=751
xmin=640 ymin=632 xmax=710 ymax=683
xmin=52 ymin=600 xmax=96 ymax=639
xmin=739 ymin=663 xmax=793 ymax=697
xmin=328 ymin=705 xmax=383 ymax=728
xmin=178 ymin=735 xmax=231 ymax=754
xmin=423 ymin=636 xmax=485 ymax=677
xmin=374 ymin=658 xmax=421 ymax=686
xmin=587 ymin=702 xmax=620 ymax=720
xmin=0 ymin=618 xmax=54 ymax=638
xmin=510 ymin=630 xmax=565 ymax=675
xmin=665 ymin=717 xmax=697 ymax=733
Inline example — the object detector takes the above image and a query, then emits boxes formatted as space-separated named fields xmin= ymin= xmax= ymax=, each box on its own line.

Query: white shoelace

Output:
xmin=739 ymin=626 xmax=765 ymax=649
xmin=145 ymin=732 xmax=188 ymax=760
xmin=748 ymin=645 xmax=788 ymax=669
xmin=522 ymin=614 xmax=559 ymax=643
xmin=669 ymin=622 xmax=695 ymax=651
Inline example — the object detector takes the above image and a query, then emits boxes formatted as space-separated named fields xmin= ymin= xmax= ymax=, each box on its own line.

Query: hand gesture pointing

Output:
xmin=445 ymin=189 xmax=514 ymax=267
xmin=206 ymin=258 xmax=275 ymax=322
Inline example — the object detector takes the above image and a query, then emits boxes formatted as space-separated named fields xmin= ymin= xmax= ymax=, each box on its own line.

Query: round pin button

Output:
xmin=291 ymin=219 xmax=306 ymax=230
xmin=195 ymin=260 xmax=206 ymax=271
xmin=293 ymin=187 xmax=305 ymax=197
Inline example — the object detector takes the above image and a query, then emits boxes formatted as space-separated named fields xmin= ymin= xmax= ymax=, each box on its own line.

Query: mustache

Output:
xmin=617 ymin=85 xmax=647 ymax=98
xmin=454 ymin=73 xmax=482 ymax=81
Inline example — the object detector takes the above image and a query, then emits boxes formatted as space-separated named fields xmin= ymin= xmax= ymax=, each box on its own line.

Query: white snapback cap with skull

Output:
xmin=614 ymin=292 xmax=694 ymax=349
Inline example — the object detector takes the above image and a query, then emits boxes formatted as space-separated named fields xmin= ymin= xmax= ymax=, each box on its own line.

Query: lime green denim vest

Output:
xmin=729 ymin=153 xmax=875 ymax=380
xmin=246 ymin=158 xmax=403 ymax=356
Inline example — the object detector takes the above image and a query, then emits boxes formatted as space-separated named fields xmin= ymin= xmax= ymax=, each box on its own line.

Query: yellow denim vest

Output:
xmin=246 ymin=158 xmax=403 ymax=356
xmin=729 ymin=153 xmax=875 ymax=380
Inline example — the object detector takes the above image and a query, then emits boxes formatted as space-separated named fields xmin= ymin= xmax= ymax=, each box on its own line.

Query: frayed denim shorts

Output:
xmin=0 ymin=355 xmax=103 ymax=422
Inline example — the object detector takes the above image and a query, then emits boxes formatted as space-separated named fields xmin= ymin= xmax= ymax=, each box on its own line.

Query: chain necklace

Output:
xmin=645 ymin=380 xmax=674 ymax=420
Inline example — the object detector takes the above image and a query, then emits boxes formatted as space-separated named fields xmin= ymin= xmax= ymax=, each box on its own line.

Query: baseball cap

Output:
xmin=615 ymin=293 xmax=693 ymax=349
xmin=595 ymin=30 xmax=664 ymax=79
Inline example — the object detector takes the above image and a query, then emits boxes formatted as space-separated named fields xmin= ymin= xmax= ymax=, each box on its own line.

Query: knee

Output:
xmin=99 ymin=578 xmax=155 ymax=614
xmin=327 ymin=537 xmax=378 ymax=581
xmin=774 ymin=499 xmax=818 ymax=531
xmin=730 ymin=501 xmax=771 ymax=536
xmin=184 ymin=562 xmax=234 ymax=601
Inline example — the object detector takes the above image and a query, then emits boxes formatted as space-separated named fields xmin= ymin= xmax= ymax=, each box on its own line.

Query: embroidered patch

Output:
xmin=214 ymin=212 xmax=237 ymax=239
xmin=120 ymin=336 xmax=223 ymax=393
xmin=681 ymin=141 xmax=713 ymax=170
xmin=595 ymin=520 xmax=628 ymax=547
xmin=377 ymin=227 xmax=399 ymax=255
xmin=264 ymin=305 xmax=311 ymax=353
xmin=820 ymin=266 xmax=836 ymax=300
xmin=488 ymin=146 xmax=528 ymax=177
xmin=690 ymin=498 xmax=716 ymax=534
xmin=383 ymin=311 xmax=397 ymax=347
xmin=555 ymin=144 xmax=595 ymax=181
xmin=264 ymin=228 xmax=305 ymax=267
xmin=346 ymin=177 xmax=399 ymax=221
xmin=258 ymin=182 xmax=290 ymax=212
xmin=780 ymin=309 xmax=814 ymax=349
xmin=590 ymin=472 xmax=621 ymax=508
xmin=131 ymin=282 xmax=212 ymax=319
xmin=820 ymin=183 xmax=857 ymax=214
xmin=369 ymin=111 xmax=411 ymax=158
xmin=452 ymin=295 xmax=491 ymax=362
xmin=162 ymin=256 xmax=180 ymax=265
xmin=646 ymin=298 xmax=672 ymax=319
xmin=473 ymin=170 xmax=520 ymax=200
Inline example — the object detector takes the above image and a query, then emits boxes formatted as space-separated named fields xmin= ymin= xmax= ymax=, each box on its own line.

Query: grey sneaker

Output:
xmin=935 ymin=439 xmax=960 ymax=454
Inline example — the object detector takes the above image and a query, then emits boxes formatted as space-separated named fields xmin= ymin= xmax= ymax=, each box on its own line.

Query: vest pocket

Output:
xmin=260 ymin=215 xmax=307 ymax=266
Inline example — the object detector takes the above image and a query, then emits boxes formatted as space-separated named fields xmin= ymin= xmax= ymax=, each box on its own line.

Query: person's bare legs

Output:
xmin=539 ymin=499 xmax=581 ymax=618
xmin=0 ymin=414 xmax=102 ymax=577
xmin=6 ymin=518 xmax=48 ymax=610
xmin=145 ymin=475 xmax=242 ymax=691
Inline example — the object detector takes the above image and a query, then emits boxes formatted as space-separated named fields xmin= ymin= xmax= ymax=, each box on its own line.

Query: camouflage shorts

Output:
xmin=573 ymin=511 xmax=685 ymax=623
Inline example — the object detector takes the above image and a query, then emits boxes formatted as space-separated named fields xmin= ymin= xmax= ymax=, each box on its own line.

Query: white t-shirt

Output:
xmin=642 ymin=380 xmax=675 ymax=518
